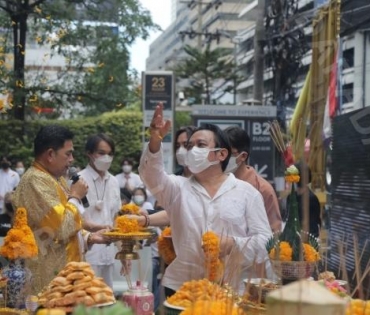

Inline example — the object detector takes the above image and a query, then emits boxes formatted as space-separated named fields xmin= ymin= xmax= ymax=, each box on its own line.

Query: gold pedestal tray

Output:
xmin=103 ymin=230 xmax=154 ymax=260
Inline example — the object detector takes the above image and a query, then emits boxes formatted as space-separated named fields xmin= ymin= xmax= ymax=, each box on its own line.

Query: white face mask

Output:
xmin=94 ymin=155 xmax=113 ymax=172
xmin=176 ymin=146 xmax=187 ymax=166
xmin=15 ymin=167 xmax=25 ymax=176
xmin=133 ymin=195 xmax=145 ymax=206
xmin=186 ymin=146 xmax=220 ymax=174
xmin=122 ymin=165 xmax=132 ymax=173
xmin=224 ymin=153 xmax=243 ymax=174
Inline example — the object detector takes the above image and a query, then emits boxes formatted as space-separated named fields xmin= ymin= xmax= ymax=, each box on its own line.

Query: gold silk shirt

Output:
xmin=13 ymin=162 xmax=84 ymax=294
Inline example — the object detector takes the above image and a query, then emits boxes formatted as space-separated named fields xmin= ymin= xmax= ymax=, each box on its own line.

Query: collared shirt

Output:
xmin=0 ymin=169 xmax=20 ymax=210
xmin=238 ymin=166 xmax=282 ymax=232
xmin=79 ymin=165 xmax=121 ymax=265
xmin=139 ymin=145 xmax=272 ymax=292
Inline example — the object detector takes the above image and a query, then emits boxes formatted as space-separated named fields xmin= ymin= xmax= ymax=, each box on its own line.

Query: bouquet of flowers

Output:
xmin=0 ymin=207 xmax=38 ymax=260
xmin=266 ymin=165 xmax=320 ymax=279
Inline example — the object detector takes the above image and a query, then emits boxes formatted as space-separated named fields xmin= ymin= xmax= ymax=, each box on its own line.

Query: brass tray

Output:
xmin=103 ymin=231 xmax=152 ymax=241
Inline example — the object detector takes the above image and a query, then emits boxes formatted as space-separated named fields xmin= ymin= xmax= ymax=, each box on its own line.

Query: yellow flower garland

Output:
xmin=158 ymin=227 xmax=176 ymax=265
xmin=202 ymin=231 xmax=222 ymax=282
xmin=0 ymin=207 xmax=38 ymax=260
xmin=115 ymin=215 xmax=140 ymax=233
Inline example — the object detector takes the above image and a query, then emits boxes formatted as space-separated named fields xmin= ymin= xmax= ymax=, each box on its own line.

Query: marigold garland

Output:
xmin=115 ymin=215 xmax=140 ymax=233
xmin=179 ymin=300 xmax=243 ymax=315
xmin=0 ymin=207 xmax=38 ymax=260
xmin=158 ymin=227 xmax=176 ymax=265
xmin=202 ymin=231 xmax=222 ymax=282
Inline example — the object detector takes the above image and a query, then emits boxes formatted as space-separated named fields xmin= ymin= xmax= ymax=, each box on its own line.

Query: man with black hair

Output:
xmin=0 ymin=156 xmax=20 ymax=213
xmin=224 ymin=126 xmax=282 ymax=232
xmin=13 ymin=125 xmax=109 ymax=294
xmin=139 ymin=103 xmax=271 ymax=295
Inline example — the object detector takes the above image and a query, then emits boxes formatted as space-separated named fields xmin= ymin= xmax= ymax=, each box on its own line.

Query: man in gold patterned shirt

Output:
xmin=13 ymin=125 xmax=108 ymax=294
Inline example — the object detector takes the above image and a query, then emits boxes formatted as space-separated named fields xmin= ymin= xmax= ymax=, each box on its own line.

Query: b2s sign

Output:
xmin=248 ymin=120 xmax=274 ymax=181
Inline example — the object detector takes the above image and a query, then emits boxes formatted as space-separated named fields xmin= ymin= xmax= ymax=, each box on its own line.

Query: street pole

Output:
xmin=253 ymin=0 xmax=266 ymax=104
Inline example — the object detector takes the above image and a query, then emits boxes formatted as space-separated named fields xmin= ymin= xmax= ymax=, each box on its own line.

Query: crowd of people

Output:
xmin=0 ymin=102 xmax=322 ymax=312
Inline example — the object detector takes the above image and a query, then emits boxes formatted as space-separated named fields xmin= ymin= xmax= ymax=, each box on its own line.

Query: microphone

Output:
xmin=68 ymin=167 xmax=90 ymax=208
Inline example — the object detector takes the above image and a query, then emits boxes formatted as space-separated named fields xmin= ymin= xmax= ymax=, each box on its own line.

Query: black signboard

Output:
xmin=248 ymin=119 xmax=274 ymax=181
xmin=143 ymin=73 xmax=173 ymax=111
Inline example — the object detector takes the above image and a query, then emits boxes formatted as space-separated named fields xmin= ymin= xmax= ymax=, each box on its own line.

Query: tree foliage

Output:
xmin=0 ymin=0 xmax=159 ymax=120
xmin=173 ymin=44 xmax=242 ymax=105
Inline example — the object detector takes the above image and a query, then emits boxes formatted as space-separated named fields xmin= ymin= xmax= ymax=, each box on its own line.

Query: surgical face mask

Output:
xmin=122 ymin=165 xmax=132 ymax=173
xmin=224 ymin=153 xmax=243 ymax=174
xmin=133 ymin=195 xmax=145 ymax=206
xmin=94 ymin=155 xmax=113 ymax=172
xmin=15 ymin=167 xmax=25 ymax=176
xmin=186 ymin=146 xmax=220 ymax=174
xmin=176 ymin=146 xmax=187 ymax=166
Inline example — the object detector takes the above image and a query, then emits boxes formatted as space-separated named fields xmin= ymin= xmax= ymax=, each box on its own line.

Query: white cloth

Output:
xmin=0 ymin=169 xmax=20 ymax=211
xmin=79 ymin=165 xmax=121 ymax=266
xmin=139 ymin=145 xmax=272 ymax=292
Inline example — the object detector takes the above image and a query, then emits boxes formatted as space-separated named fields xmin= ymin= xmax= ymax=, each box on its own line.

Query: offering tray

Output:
xmin=103 ymin=231 xmax=152 ymax=241
xmin=104 ymin=229 xmax=154 ymax=260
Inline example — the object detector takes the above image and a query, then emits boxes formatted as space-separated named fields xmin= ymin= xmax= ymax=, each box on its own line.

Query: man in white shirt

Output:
xmin=0 ymin=156 xmax=20 ymax=213
xmin=79 ymin=133 xmax=121 ymax=289
xmin=139 ymin=103 xmax=272 ymax=295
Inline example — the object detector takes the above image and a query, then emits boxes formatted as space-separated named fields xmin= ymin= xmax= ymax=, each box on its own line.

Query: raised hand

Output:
xmin=149 ymin=102 xmax=172 ymax=140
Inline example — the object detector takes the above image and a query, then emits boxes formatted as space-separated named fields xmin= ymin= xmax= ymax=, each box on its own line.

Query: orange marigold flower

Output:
xmin=269 ymin=241 xmax=293 ymax=261
xmin=115 ymin=215 xmax=140 ymax=233
xmin=285 ymin=174 xmax=300 ymax=183
xmin=303 ymin=243 xmax=320 ymax=262
xmin=120 ymin=203 xmax=140 ymax=215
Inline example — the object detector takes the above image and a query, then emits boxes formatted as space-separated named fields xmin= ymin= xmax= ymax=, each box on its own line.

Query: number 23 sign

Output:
xmin=143 ymin=71 xmax=174 ymax=111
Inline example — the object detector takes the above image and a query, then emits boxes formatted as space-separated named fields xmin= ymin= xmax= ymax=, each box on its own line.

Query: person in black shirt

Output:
xmin=0 ymin=191 xmax=14 ymax=237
